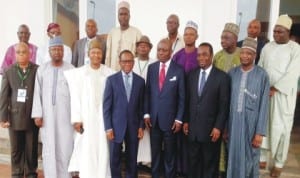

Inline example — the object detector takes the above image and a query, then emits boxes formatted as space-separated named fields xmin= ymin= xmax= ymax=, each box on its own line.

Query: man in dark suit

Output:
xmin=237 ymin=19 xmax=268 ymax=64
xmin=0 ymin=42 xmax=39 ymax=178
xmin=103 ymin=50 xmax=145 ymax=178
xmin=71 ymin=19 xmax=107 ymax=67
xmin=144 ymin=39 xmax=185 ymax=178
xmin=183 ymin=42 xmax=230 ymax=178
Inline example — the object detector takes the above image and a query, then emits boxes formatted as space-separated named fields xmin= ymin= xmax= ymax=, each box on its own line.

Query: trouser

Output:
xmin=9 ymin=127 xmax=39 ymax=178
xmin=260 ymin=132 xmax=291 ymax=168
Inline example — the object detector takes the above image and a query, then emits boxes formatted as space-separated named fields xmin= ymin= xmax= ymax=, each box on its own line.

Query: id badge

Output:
xmin=17 ymin=89 xmax=27 ymax=102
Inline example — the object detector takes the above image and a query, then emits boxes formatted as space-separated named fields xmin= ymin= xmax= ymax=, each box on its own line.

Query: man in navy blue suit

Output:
xmin=144 ymin=39 xmax=185 ymax=178
xmin=103 ymin=50 xmax=145 ymax=178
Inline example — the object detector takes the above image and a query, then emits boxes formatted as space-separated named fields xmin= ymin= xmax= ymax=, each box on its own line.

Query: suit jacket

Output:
xmin=0 ymin=62 xmax=38 ymax=130
xmin=103 ymin=71 xmax=145 ymax=143
xmin=145 ymin=60 xmax=185 ymax=131
xmin=71 ymin=35 xmax=107 ymax=67
xmin=237 ymin=37 xmax=268 ymax=64
xmin=185 ymin=66 xmax=230 ymax=142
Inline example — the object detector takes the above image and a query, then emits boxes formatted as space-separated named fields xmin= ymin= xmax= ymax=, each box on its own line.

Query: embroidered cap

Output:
xmin=223 ymin=23 xmax=239 ymax=37
xmin=118 ymin=1 xmax=130 ymax=10
xmin=276 ymin=14 xmax=293 ymax=30
xmin=49 ymin=36 xmax=63 ymax=47
xmin=185 ymin=20 xmax=198 ymax=32
xmin=88 ymin=39 xmax=102 ymax=51
xmin=242 ymin=37 xmax=257 ymax=53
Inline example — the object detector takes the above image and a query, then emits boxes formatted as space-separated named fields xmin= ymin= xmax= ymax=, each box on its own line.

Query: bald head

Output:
xmin=85 ymin=19 xmax=98 ymax=38
xmin=157 ymin=39 xmax=172 ymax=63
xmin=17 ymin=24 xmax=31 ymax=43
xmin=247 ymin=19 xmax=261 ymax=38
xmin=15 ymin=42 xmax=30 ymax=65
xmin=166 ymin=14 xmax=180 ymax=34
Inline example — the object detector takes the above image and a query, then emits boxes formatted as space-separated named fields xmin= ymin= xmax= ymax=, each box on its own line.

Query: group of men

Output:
xmin=1 ymin=0 xmax=300 ymax=178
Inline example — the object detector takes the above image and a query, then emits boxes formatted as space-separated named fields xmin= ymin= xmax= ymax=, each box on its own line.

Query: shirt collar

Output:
xmin=160 ymin=59 xmax=171 ymax=67
xmin=201 ymin=64 xmax=212 ymax=74
xmin=122 ymin=71 xmax=133 ymax=77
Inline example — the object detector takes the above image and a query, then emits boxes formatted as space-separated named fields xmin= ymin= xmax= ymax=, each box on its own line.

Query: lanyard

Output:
xmin=138 ymin=59 xmax=149 ymax=75
xmin=16 ymin=64 xmax=30 ymax=87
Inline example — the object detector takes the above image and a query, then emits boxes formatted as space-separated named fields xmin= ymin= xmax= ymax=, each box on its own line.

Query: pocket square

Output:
xmin=169 ymin=76 xmax=177 ymax=81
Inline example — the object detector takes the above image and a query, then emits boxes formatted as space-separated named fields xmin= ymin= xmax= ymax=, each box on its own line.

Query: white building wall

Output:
xmin=117 ymin=0 xmax=238 ymax=57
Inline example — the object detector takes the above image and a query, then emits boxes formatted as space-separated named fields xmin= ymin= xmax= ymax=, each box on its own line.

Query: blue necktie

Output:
xmin=198 ymin=71 xmax=206 ymax=96
xmin=125 ymin=74 xmax=131 ymax=101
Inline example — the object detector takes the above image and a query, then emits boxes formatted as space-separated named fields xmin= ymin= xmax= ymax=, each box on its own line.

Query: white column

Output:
xmin=268 ymin=0 xmax=280 ymax=40
xmin=79 ymin=0 xmax=88 ymax=38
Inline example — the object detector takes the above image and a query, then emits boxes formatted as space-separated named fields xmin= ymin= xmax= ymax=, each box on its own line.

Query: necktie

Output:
xmin=159 ymin=63 xmax=166 ymax=91
xmin=125 ymin=74 xmax=131 ymax=101
xmin=198 ymin=71 xmax=206 ymax=96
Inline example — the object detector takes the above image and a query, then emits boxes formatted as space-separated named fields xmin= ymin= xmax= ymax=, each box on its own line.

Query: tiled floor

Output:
xmin=1 ymin=103 xmax=300 ymax=178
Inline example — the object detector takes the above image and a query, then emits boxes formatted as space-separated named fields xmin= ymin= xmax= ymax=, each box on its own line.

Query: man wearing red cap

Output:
xmin=36 ymin=23 xmax=72 ymax=65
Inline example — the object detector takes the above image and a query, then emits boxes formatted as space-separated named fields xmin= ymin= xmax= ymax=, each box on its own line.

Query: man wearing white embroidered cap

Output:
xmin=259 ymin=14 xmax=300 ymax=177
xmin=105 ymin=1 xmax=142 ymax=71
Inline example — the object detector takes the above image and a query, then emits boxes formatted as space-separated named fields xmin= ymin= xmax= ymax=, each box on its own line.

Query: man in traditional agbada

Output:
xmin=65 ymin=40 xmax=114 ymax=178
xmin=213 ymin=23 xmax=241 ymax=72
xmin=227 ymin=37 xmax=269 ymax=178
xmin=32 ymin=36 xmax=74 ymax=178
xmin=259 ymin=14 xmax=300 ymax=177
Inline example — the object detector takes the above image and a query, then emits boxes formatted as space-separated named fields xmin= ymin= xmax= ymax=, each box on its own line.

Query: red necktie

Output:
xmin=159 ymin=63 xmax=166 ymax=91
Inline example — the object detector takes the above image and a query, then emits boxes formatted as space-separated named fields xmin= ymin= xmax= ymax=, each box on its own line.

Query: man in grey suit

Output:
xmin=0 ymin=42 xmax=39 ymax=178
xmin=71 ymin=19 xmax=107 ymax=67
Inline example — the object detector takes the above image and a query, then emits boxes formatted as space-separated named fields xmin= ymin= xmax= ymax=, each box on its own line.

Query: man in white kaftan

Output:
xmin=65 ymin=40 xmax=115 ymax=178
xmin=105 ymin=1 xmax=142 ymax=71
xmin=259 ymin=15 xmax=300 ymax=176
xmin=133 ymin=36 xmax=155 ymax=166
xmin=32 ymin=36 xmax=74 ymax=178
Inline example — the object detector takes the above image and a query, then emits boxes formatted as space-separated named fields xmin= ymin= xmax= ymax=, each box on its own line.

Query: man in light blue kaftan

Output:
xmin=227 ymin=37 xmax=270 ymax=178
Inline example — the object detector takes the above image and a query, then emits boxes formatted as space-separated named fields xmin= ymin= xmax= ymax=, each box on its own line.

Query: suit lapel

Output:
xmin=160 ymin=61 xmax=174 ymax=93
xmin=153 ymin=62 xmax=160 ymax=92
xmin=117 ymin=72 xmax=128 ymax=101
xmin=128 ymin=73 xmax=138 ymax=103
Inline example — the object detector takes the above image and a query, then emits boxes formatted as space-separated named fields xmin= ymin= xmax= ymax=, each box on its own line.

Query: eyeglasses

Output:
xmin=120 ymin=60 xmax=134 ymax=64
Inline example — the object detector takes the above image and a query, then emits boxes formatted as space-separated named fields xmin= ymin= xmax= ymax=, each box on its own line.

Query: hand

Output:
xmin=269 ymin=86 xmax=278 ymax=97
xmin=73 ymin=122 xmax=83 ymax=133
xmin=172 ymin=121 xmax=182 ymax=133
xmin=183 ymin=123 xmax=189 ymax=135
xmin=210 ymin=128 xmax=221 ymax=142
xmin=0 ymin=121 xmax=10 ymax=128
xmin=144 ymin=117 xmax=152 ymax=130
xmin=34 ymin=118 xmax=43 ymax=127
xmin=252 ymin=134 xmax=263 ymax=148
xmin=106 ymin=130 xmax=114 ymax=141
xmin=138 ymin=128 xmax=144 ymax=139
xmin=222 ymin=128 xmax=229 ymax=143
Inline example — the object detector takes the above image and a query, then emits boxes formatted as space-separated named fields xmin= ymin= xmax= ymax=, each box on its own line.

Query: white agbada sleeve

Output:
xmin=31 ymin=67 xmax=43 ymax=118
xmin=64 ymin=68 xmax=83 ymax=123
xmin=273 ymin=43 xmax=300 ymax=95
